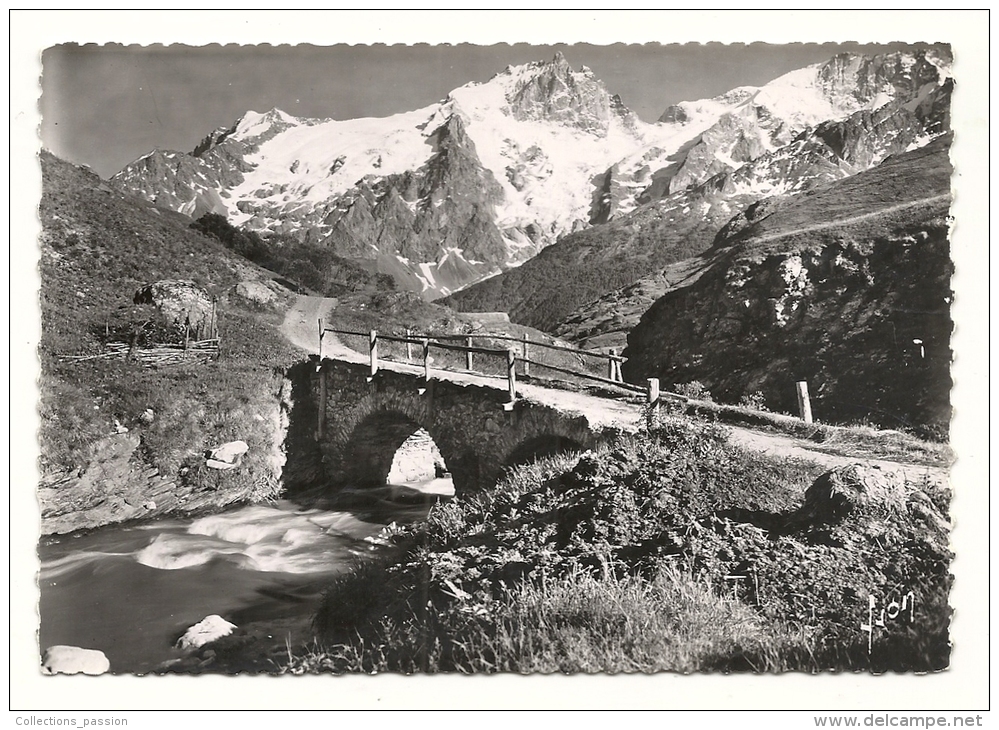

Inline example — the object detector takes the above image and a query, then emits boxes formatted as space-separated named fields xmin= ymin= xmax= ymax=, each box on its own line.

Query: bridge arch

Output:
xmin=339 ymin=410 xmax=452 ymax=489
xmin=323 ymin=385 xmax=460 ymax=492
xmin=313 ymin=359 xmax=618 ymax=496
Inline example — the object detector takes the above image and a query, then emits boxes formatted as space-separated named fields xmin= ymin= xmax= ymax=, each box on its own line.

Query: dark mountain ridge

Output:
xmin=622 ymin=136 xmax=953 ymax=437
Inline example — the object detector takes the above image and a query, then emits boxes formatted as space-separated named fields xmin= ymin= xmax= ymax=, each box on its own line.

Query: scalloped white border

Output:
xmin=9 ymin=9 xmax=990 ymax=716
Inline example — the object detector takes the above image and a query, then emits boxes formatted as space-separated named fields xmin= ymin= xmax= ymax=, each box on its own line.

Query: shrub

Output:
xmin=738 ymin=390 xmax=768 ymax=411
xmin=674 ymin=380 xmax=713 ymax=401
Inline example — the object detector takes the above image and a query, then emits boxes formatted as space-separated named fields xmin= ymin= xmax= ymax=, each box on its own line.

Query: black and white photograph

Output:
xmin=10 ymin=9 xmax=989 ymax=715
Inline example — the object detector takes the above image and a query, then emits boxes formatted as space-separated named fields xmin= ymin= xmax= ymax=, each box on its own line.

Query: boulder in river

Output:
xmin=176 ymin=615 xmax=237 ymax=650
xmin=42 ymin=645 xmax=110 ymax=675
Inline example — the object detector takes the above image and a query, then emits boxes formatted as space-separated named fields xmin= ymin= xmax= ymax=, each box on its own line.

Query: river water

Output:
xmin=37 ymin=483 xmax=452 ymax=674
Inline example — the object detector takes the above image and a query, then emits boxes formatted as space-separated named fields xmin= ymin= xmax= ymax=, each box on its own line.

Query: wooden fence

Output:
xmin=319 ymin=324 xmax=678 ymax=412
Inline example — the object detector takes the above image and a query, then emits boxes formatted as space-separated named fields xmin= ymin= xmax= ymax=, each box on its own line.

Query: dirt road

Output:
xmin=279 ymin=294 xmax=342 ymax=356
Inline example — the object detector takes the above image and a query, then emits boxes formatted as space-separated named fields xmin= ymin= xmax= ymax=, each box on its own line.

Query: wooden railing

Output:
xmin=318 ymin=323 xmax=680 ymax=412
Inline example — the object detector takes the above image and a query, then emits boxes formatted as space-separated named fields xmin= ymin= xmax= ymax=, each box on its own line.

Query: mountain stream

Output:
xmin=37 ymin=481 xmax=453 ymax=674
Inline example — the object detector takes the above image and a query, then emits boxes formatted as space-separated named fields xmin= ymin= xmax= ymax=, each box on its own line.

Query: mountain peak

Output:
xmin=235 ymin=107 xmax=299 ymax=135
xmin=502 ymin=53 xmax=624 ymax=134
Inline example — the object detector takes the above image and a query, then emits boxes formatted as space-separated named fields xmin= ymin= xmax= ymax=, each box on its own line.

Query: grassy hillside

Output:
xmin=553 ymin=256 xmax=715 ymax=350
xmin=278 ymin=416 xmax=950 ymax=674
xmin=37 ymin=151 xmax=304 ymax=528
xmin=708 ymin=137 xmax=952 ymax=260
xmin=189 ymin=213 xmax=397 ymax=299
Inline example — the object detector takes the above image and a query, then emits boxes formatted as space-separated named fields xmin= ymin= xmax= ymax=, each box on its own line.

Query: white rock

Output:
xmin=42 ymin=645 xmax=110 ymax=675
xmin=206 ymin=440 xmax=249 ymax=470
xmin=143 ymin=500 xmax=156 ymax=510
xmin=234 ymin=280 xmax=277 ymax=305
xmin=176 ymin=615 xmax=237 ymax=650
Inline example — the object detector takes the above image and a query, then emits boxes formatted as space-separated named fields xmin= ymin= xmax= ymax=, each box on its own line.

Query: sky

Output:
xmin=40 ymin=40 xmax=943 ymax=179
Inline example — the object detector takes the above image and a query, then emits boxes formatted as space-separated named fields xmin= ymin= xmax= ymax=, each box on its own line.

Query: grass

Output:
xmin=285 ymin=564 xmax=813 ymax=674
xmin=290 ymin=414 xmax=951 ymax=674
xmin=720 ymin=137 xmax=952 ymax=261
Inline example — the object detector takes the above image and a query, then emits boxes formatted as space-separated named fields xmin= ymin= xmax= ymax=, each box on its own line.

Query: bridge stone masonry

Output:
xmin=308 ymin=356 xmax=633 ymax=495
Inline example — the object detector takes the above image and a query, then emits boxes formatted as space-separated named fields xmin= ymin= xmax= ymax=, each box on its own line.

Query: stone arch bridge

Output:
xmin=308 ymin=357 xmax=635 ymax=495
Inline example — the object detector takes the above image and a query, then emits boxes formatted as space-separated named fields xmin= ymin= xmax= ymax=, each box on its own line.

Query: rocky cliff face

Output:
xmin=622 ymin=137 xmax=953 ymax=436
xmin=506 ymin=52 xmax=629 ymax=134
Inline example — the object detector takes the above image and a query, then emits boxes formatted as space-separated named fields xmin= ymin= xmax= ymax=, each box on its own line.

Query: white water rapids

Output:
xmin=38 ymin=489 xmax=451 ymax=674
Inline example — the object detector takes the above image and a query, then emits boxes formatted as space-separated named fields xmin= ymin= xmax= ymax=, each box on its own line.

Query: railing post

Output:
xmin=646 ymin=377 xmax=660 ymax=430
xmin=369 ymin=329 xmax=378 ymax=378
xmin=406 ymin=329 xmax=412 ymax=361
xmin=507 ymin=348 xmax=517 ymax=404
xmin=796 ymin=381 xmax=813 ymax=424
xmin=522 ymin=333 xmax=530 ymax=378
xmin=423 ymin=338 xmax=430 ymax=381
xmin=608 ymin=348 xmax=617 ymax=382
xmin=466 ymin=336 xmax=473 ymax=371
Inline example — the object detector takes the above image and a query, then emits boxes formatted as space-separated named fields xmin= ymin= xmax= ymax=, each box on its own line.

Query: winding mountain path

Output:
xmin=279 ymin=294 xmax=341 ymax=356
xmin=278 ymin=294 xmax=949 ymax=486
xmin=748 ymin=194 xmax=951 ymax=246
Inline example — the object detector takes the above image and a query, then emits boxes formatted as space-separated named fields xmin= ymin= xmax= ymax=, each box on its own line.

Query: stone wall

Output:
xmin=312 ymin=358 xmax=613 ymax=495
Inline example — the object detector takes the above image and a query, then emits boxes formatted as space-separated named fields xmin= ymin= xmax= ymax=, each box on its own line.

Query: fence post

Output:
xmin=318 ymin=318 xmax=324 ymax=360
xmin=608 ymin=349 xmax=617 ymax=382
xmin=507 ymin=348 xmax=517 ymax=404
xmin=369 ymin=329 xmax=378 ymax=378
xmin=466 ymin=336 xmax=473 ymax=371
xmin=406 ymin=329 xmax=413 ymax=362
xmin=796 ymin=381 xmax=813 ymax=424
xmin=423 ymin=338 xmax=430 ymax=381
xmin=522 ymin=333 xmax=530 ymax=378
xmin=211 ymin=298 xmax=217 ymax=340
xmin=646 ymin=378 xmax=660 ymax=430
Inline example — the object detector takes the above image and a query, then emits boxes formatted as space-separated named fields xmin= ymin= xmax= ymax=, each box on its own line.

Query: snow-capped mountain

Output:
xmin=113 ymin=48 xmax=951 ymax=300
xmin=447 ymin=52 xmax=952 ymax=332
